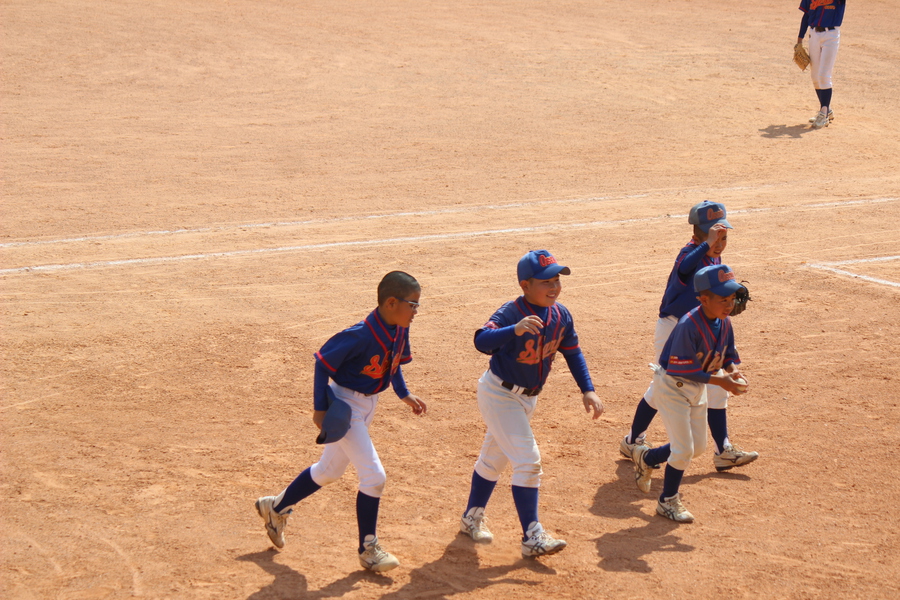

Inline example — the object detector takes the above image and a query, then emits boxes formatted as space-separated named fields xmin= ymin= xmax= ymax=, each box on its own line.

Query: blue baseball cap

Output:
xmin=688 ymin=201 xmax=732 ymax=233
xmin=517 ymin=250 xmax=571 ymax=282
xmin=315 ymin=386 xmax=352 ymax=445
xmin=694 ymin=265 xmax=743 ymax=297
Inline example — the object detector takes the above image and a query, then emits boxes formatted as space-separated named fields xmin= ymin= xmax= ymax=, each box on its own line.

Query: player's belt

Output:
xmin=501 ymin=380 xmax=542 ymax=396
xmin=813 ymin=26 xmax=836 ymax=32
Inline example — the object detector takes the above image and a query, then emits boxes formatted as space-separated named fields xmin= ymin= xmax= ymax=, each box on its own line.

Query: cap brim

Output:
xmin=699 ymin=218 xmax=733 ymax=232
xmin=528 ymin=265 xmax=571 ymax=281
xmin=709 ymin=279 xmax=743 ymax=297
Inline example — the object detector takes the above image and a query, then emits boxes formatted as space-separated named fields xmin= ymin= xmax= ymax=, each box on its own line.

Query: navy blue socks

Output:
xmin=274 ymin=467 xmax=321 ymax=513
xmin=707 ymin=408 xmax=729 ymax=454
xmin=465 ymin=471 xmax=498 ymax=512
xmin=628 ymin=398 xmax=658 ymax=443
xmin=815 ymin=88 xmax=833 ymax=111
xmin=644 ymin=443 xmax=671 ymax=468
xmin=511 ymin=485 xmax=539 ymax=538
xmin=356 ymin=491 xmax=380 ymax=551
xmin=660 ymin=464 xmax=685 ymax=501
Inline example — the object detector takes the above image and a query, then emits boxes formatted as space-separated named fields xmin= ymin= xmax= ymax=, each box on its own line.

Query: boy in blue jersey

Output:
xmin=631 ymin=265 xmax=749 ymax=523
xmin=620 ymin=201 xmax=758 ymax=472
xmin=458 ymin=250 xmax=604 ymax=558
xmin=255 ymin=271 xmax=427 ymax=572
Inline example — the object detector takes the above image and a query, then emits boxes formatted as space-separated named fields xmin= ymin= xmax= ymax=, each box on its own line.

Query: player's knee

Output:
xmin=310 ymin=462 xmax=346 ymax=487
xmin=668 ymin=448 xmax=693 ymax=471
xmin=359 ymin=467 xmax=387 ymax=498
xmin=510 ymin=462 xmax=543 ymax=488
xmin=692 ymin=438 xmax=707 ymax=458
xmin=475 ymin=460 xmax=502 ymax=482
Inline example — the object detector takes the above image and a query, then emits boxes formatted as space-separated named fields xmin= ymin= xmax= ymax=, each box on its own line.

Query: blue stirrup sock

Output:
xmin=644 ymin=443 xmax=671 ymax=468
xmin=660 ymin=464 xmax=685 ymax=501
xmin=465 ymin=471 xmax=498 ymax=512
xmin=628 ymin=398 xmax=658 ymax=443
xmin=356 ymin=491 xmax=381 ymax=552
xmin=274 ymin=467 xmax=321 ymax=513
xmin=511 ymin=485 xmax=539 ymax=538
xmin=707 ymin=408 xmax=729 ymax=454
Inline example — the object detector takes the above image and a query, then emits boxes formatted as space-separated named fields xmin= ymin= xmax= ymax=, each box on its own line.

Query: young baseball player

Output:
xmin=255 ymin=271 xmax=427 ymax=573
xmin=797 ymin=0 xmax=847 ymax=129
xmin=619 ymin=201 xmax=758 ymax=472
xmin=458 ymin=250 xmax=604 ymax=557
xmin=631 ymin=264 xmax=748 ymax=523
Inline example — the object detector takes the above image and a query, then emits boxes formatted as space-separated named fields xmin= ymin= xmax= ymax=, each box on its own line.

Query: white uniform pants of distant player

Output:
xmin=644 ymin=316 xmax=728 ymax=409
xmin=473 ymin=370 xmax=542 ymax=488
xmin=309 ymin=383 xmax=387 ymax=498
xmin=650 ymin=367 xmax=708 ymax=470
xmin=809 ymin=27 xmax=840 ymax=90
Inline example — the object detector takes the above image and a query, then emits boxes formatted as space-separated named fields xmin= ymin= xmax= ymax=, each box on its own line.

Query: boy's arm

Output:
xmin=312 ymin=361 xmax=331 ymax=428
xmin=562 ymin=350 xmax=604 ymax=419
xmin=392 ymin=366 xmax=427 ymax=415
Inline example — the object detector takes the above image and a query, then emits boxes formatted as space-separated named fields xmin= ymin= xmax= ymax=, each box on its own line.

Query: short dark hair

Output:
xmin=377 ymin=271 xmax=420 ymax=305
xmin=693 ymin=224 xmax=707 ymax=240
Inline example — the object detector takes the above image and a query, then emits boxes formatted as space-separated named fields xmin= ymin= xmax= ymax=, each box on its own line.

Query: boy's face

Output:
xmin=699 ymin=291 xmax=735 ymax=320
xmin=381 ymin=291 xmax=420 ymax=327
xmin=520 ymin=275 xmax=561 ymax=307
xmin=702 ymin=224 xmax=729 ymax=258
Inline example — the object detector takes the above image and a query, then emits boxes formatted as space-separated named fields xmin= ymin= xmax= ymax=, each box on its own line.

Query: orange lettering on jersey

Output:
xmin=362 ymin=354 xmax=390 ymax=379
xmin=810 ymin=0 xmax=834 ymax=10
xmin=517 ymin=340 xmax=541 ymax=365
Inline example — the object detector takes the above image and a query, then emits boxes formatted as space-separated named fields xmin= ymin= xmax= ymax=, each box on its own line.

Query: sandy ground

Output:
xmin=2 ymin=1 xmax=899 ymax=599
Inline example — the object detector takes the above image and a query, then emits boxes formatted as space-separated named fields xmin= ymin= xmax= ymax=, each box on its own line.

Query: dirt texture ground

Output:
xmin=2 ymin=1 xmax=900 ymax=599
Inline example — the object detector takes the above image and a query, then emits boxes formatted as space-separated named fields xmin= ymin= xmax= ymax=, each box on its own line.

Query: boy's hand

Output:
xmin=313 ymin=409 xmax=327 ymax=429
xmin=707 ymin=223 xmax=727 ymax=245
xmin=401 ymin=394 xmax=427 ymax=415
xmin=515 ymin=315 xmax=544 ymax=336
xmin=583 ymin=391 xmax=604 ymax=419
xmin=714 ymin=372 xmax=747 ymax=395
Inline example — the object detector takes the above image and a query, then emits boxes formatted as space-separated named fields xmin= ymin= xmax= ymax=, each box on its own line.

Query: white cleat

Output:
xmin=255 ymin=496 xmax=292 ymax=549
xmin=459 ymin=507 xmax=493 ymax=543
xmin=521 ymin=521 xmax=567 ymax=558
xmin=359 ymin=535 xmax=400 ymax=572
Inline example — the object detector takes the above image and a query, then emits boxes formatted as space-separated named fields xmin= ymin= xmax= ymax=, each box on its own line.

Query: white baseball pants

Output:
xmin=809 ymin=28 xmax=840 ymax=90
xmin=651 ymin=367 xmax=708 ymax=471
xmin=309 ymin=384 xmax=386 ymax=498
xmin=473 ymin=370 xmax=543 ymax=488
xmin=644 ymin=316 xmax=728 ymax=410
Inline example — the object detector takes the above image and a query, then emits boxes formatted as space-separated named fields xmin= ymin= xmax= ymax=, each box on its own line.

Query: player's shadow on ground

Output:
xmin=758 ymin=123 xmax=813 ymax=138
xmin=376 ymin=536 xmax=555 ymax=600
xmin=236 ymin=550 xmax=391 ymax=600
xmin=586 ymin=460 xmax=714 ymax=573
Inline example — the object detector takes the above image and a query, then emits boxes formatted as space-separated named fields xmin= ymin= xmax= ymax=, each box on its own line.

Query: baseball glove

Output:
xmin=731 ymin=282 xmax=752 ymax=317
xmin=793 ymin=42 xmax=810 ymax=71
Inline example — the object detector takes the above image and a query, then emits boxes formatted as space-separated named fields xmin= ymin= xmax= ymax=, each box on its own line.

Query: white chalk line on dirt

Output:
xmin=807 ymin=255 xmax=900 ymax=289
xmin=94 ymin=535 xmax=144 ymax=597
xmin=0 ymin=192 xmax=647 ymax=248
xmin=1 ymin=197 xmax=897 ymax=276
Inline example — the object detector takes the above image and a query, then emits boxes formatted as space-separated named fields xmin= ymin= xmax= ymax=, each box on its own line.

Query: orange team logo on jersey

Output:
xmin=516 ymin=337 xmax=563 ymax=365
xmin=361 ymin=354 xmax=390 ymax=379
xmin=810 ymin=0 xmax=835 ymax=9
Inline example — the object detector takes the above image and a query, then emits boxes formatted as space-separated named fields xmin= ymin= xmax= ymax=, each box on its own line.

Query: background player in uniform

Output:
xmin=631 ymin=264 xmax=749 ymax=523
xmin=254 ymin=271 xmax=427 ymax=573
xmin=619 ymin=201 xmax=758 ymax=472
xmin=798 ymin=0 xmax=847 ymax=129
xmin=458 ymin=250 xmax=604 ymax=557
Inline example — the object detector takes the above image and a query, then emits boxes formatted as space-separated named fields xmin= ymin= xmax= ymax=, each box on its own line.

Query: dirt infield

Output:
xmin=2 ymin=1 xmax=899 ymax=599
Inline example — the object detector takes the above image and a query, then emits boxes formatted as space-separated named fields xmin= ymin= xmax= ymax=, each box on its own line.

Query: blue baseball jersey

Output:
xmin=658 ymin=240 xmax=720 ymax=319
xmin=315 ymin=309 xmax=411 ymax=396
xmin=659 ymin=306 xmax=740 ymax=384
xmin=799 ymin=0 xmax=846 ymax=29
xmin=476 ymin=297 xmax=582 ymax=390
